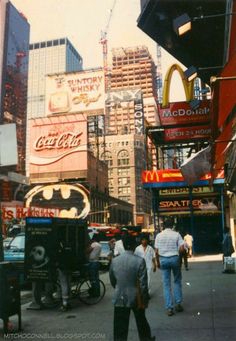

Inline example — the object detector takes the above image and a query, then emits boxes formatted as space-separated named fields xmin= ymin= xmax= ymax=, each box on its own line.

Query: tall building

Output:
xmin=100 ymin=133 xmax=151 ymax=226
xmin=110 ymin=46 xmax=158 ymax=126
xmin=96 ymin=46 xmax=158 ymax=226
xmin=0 ymin=0 xmax=30 ymax=175
xmin=27 ymin=38 xmax=83 ymax=118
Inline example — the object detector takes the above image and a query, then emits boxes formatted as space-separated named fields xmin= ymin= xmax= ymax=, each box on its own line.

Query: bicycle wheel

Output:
xmin=70 ymin=277 xmax=80 ymax=298
xmin=78 ymin=279 xmax=106 ymax=305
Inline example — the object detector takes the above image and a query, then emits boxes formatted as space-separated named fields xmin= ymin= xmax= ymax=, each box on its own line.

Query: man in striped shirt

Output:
xmin=155 ymin=217 xmax=185 ymax=316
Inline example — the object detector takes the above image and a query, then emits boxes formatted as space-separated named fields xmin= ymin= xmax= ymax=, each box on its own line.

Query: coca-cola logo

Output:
xmin=34 ymin=131 xmax=83 ymax=151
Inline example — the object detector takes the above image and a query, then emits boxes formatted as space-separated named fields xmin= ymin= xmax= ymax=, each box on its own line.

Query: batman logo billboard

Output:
xmin=25 ymin=183 xmax=90 ymax=219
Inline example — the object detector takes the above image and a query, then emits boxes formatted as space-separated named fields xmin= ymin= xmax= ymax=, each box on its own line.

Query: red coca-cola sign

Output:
xmin=34 ymin=132 xmax=83 ymax=151
xmin=30 ymin=114 xmax=88 ymax=175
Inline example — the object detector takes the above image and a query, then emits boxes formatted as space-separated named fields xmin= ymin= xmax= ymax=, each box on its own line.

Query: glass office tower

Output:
xmin=0 ymin=1 xmax=30 ymax=174
xmin=27 ymin=38 xmax=83 ymax=118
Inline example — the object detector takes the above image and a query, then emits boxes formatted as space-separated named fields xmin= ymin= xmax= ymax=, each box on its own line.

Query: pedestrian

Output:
xmin=222 ymin=226 xmax=235 ymax=272
xmin=184 ymin=233 xmax=193 ymax=257
xmin=113 ymin=228 xmax=128 ymax=256
xmin=179 ymin=239 xmax=189 ymax=271
xmin=56 ymin=240 xmax=74 ymax=311
xmin=87 ymin=233 xmax=102 ymax=297
xmin=134 ymin=233 xmax=156 ymax=294
xmin=155 ymin=217 xmax=185 ymax=316
xmin=27 ymin=281 xmax=55 ymax=310
xmin=110 ymin=235 xmax=155 ymax=341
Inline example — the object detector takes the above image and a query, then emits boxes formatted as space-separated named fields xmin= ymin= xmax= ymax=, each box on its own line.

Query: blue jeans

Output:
xmin=88 ymin=261 xmax=100 ymax=296
xmin=160 ymin=255 xmax=182 ymax=309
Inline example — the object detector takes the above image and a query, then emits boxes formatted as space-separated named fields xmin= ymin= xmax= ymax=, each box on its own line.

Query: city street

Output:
xmin=1 ymin=255 xmax=236 ymax=341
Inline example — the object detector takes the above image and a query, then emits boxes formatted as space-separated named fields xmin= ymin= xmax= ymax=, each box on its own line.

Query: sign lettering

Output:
xmin=34 ymin=132 xmax=83 ymax=151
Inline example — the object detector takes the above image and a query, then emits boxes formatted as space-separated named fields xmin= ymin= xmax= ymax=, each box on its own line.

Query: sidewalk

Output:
xmin=1 ymin=255 xmax=236 ymax=341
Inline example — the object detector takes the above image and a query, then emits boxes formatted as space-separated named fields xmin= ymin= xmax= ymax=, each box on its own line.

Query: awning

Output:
xmin=138 ymin=0 xmax=229 ymax=84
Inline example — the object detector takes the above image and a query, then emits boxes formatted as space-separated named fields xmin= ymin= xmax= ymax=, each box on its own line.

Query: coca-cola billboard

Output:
xmin=29 ymin=113 xmax=88 ymax=176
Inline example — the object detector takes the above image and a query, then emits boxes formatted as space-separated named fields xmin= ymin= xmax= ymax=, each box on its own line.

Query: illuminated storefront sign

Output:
xmin=45 ymin=69 xmax=105 ymax=115
xmin=142 ymin=169 xmax=224 ymax=187
xmin=159 ymin=101 xmax=211 ymax=126
xmin=29 ymin=114 xmax=88 ymax=175
xmin=0 ymin=206 xmax=59 ymax=220
xmin=159 ymin=187 xmax=214 ymax=196
xmin=164 ymin=125 xmax=211 ymax=142
xmin=159 ymin=197 xmax=220 ymax=212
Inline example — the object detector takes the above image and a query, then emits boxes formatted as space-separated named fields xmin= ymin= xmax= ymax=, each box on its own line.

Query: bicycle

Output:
xmin=69 ymin=267 xmax=106 ymax=305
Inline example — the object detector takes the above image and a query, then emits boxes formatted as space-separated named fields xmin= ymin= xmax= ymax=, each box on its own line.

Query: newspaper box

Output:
xmin=0 ymin=262 xmax=21 ymax=333
xmin=224 ymin=257 xmax=236 ymax=273
xmin=25 ymin=217 xmax=89 ymax=281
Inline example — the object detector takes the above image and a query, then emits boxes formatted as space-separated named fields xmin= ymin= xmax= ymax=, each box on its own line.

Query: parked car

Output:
xmin=99 ymin=241 xmax=111 ymax=268
xmin=4 ymin=233 xmax=26 ymax=285
xmin=3 ymin=237 xmax=13 ymax=249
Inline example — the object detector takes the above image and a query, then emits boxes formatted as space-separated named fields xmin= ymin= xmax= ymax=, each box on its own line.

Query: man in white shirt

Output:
xmin=134 ymin=234 xmax=156 ymax=293
xmin=88 ymin=234 xmax=102 ymax=297
xmin=113 ymin=228 xmax=128 ymax=257
xmin=155 ymin=217 xmax=185 ymax=316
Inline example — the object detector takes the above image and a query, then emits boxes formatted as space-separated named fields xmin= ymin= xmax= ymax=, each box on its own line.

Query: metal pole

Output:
xmin=189 ymin=186 xmax=194 ymax=253
xmin=0 ymin=209 xmax=4 ymax=261
xmin=220 ymin=186 xmax=225 ymax=234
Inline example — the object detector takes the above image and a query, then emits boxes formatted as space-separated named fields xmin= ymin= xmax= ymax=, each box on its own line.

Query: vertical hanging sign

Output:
xmin=134 ymin=90 xmax=144 ymax=135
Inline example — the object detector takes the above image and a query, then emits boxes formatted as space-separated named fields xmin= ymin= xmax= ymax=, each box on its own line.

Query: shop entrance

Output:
xmin=177 ymin=215 xmax=223 ymax=254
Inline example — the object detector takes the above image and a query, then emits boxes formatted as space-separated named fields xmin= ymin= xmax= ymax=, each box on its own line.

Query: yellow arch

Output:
xmin=162 ymin=64 xmax=195 ymax=108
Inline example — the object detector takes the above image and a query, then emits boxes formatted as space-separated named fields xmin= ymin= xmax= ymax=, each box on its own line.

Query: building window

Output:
xmin=118 ymin=167 xmax=129 ymax=176
xmin=118 ymin=196 xmax=131 ymax=203
xmin=118 ymin=177 xmax=130 ymax=186
xmin=101 ymin=151 xmax=113 ymax=166
xmin=108 ymin=169 xmax=113 ymax=177
xmin=117 ymin=149 xmax=129 ymax=166
xmin=118 ymin=187 xmax=131 ymax=194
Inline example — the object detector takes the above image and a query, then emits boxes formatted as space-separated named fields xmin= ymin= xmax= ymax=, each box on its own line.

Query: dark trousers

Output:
xmin=179 ymin=251 xmax=188 ymax=269
xmin=114 ymin=306 xmax=152 ymax=341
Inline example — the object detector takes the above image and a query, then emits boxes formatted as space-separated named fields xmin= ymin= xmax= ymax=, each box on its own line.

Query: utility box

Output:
xmin=0 ymin=262 xmax=21 ymax=333
xmin=25 ymin=217 xmax=89 ymax=281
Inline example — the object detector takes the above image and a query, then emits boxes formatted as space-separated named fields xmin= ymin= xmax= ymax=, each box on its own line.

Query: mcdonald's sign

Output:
xmin=142 ymin=169 xmax=224 ymax=186
xmin=142 ymin=169 xmax=183 ymax=184
xmin=159 ymin=64 xmax=211 ymax=126
xmin=159 ymin=101 xmax=211 ymax=126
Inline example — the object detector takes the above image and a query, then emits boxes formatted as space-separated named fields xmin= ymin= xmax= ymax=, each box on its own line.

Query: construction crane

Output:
xmin=100 ymin=0 xmax=117 ymax=91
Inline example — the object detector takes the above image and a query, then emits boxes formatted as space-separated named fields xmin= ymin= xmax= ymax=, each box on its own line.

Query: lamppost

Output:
xmin=104 ymin=203 xmax=118 ymax=225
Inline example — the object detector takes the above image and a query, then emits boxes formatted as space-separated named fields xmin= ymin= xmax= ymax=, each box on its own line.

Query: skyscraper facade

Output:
xmin=97 ymin=46 xmax=158 ymax=225
xmin=27 ymin=38 xmax=83 ymax=118
xmin=110 ymin=46 xmax=158 ymax=127
xmin=0 ymin=0 xmax=30 ymax=174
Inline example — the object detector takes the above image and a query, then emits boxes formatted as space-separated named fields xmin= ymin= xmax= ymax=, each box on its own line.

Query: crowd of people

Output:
xmin=109 ymin=218 xmax=194 ymax=340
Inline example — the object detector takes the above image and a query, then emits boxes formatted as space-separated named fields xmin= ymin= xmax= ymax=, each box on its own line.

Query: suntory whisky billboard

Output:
xmin=45 ymin=69 xmax=105 ymax=115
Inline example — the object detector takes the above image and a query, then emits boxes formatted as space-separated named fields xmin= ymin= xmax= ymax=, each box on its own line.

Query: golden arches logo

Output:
xmin=142 ymin=170 xmax=160 ymax=183
xmin=162 ymin=64 xmax=195 ymax=108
